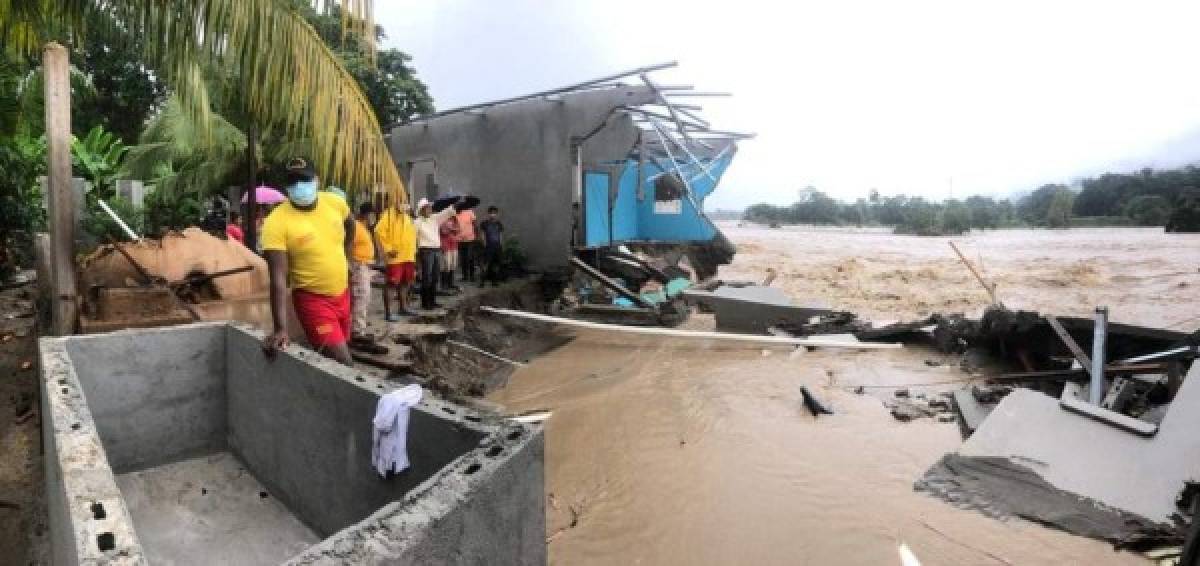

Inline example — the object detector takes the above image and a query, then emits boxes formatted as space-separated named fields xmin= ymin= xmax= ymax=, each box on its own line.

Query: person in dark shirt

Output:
xmin=479 ymin=206 xmax=505 ymax=286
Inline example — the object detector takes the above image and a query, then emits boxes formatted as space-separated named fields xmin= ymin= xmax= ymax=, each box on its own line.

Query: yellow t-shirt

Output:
xmin=373 ymin=208 xmax=417 ymax=264
xmin=352 ymin=220 xmax=375 ymax=263
xmin=261 ymin=192 xmax=351 ymax=296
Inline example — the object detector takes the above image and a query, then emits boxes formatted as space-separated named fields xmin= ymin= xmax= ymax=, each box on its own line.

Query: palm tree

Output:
xmin=0 ymin=0 xmax=405 ymax=200
xmin=121 ymin=93 xmax=248 ymax=196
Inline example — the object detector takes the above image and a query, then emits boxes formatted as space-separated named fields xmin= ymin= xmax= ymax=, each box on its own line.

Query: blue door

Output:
xmin=583 ymin=171 xmax=611 ymax=247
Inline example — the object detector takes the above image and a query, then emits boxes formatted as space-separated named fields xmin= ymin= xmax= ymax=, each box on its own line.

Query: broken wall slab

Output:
xmin=681 ymin=285 xmax=832 ymax=334
xmin=40 ymin=323 xmax=545 ymax=565
xmin=928 ymin=363 xmax=1200 ymax=525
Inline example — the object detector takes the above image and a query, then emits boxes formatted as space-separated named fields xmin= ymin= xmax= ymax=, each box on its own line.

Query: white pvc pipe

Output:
xmin=97 ymin=199 xmax=140 ymax=241
xmin=447 ymin=339 xmax=526 ymax=367
xmin=480 ymin=307 xmax=902 ymax=350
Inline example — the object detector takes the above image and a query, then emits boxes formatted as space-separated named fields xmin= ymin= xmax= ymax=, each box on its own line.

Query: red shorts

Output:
xmin=292 ymin=288 xmax=351 ymax=348
xmin=386 ymin=262 xmax=416 ymax=285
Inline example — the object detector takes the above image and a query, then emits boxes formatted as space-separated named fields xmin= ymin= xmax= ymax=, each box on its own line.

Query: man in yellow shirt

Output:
xmin=260 ymin=158 xmax=355 ymax=365
xmin=373 ymin=197 xmax=417 ymax=320
xmin=349 ymin=201 xmax=379 ymax=344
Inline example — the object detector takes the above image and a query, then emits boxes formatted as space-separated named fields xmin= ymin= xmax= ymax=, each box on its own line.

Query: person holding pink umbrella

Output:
xmin=242 ymin=185 xmax=287 ymax=205
xmin=242 ymin=185 xmax=285 ymax=252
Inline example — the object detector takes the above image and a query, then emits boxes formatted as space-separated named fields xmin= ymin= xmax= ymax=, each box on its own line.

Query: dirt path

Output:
xmin=0 ymin=279 xmax=47 ymax=564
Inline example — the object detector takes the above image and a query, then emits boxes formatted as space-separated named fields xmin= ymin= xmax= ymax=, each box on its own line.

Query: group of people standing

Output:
xmin=370 ymin=196 xmax=506 ymax=317
xmin=256 ymin=157 xmax=505 ymax=366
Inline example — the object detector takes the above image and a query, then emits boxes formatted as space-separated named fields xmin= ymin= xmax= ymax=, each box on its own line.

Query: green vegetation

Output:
xmin=1167 ymin=188 xmax=1200 ymax=233
xmin=744 ymin=189 xmax=1023 ymax=235
xmin=0 ymin=134 xmax=46 ymax=278
xmin=745 ymin=165 xmax=1200 ymax=234
xmin=1073 ymin=166 xmax=1200 ymax=232
xmin=0 ymin=1 xmax=434 ymax=273
xmin=2 ymin=1 xmax=412 ymax=195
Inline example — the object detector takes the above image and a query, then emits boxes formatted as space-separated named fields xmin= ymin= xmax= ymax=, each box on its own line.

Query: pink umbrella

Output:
xmin=241 ymin=185 xmax=285 ymax=205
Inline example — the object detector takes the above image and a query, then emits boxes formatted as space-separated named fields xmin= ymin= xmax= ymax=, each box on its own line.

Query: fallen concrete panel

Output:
xmin=681 ymin=285 xmax=832 ymax=334
xmin=40 ymin=322 xmax=545 ymax=565
xmin=916 ymin=454 xmax=1169 ymax=544
xmin=921 ymin=363 xmax=1200 ymax=529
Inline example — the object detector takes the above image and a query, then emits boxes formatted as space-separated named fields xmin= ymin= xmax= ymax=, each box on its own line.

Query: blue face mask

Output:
xmin=287 ymin=179 xmax=318 ymax=207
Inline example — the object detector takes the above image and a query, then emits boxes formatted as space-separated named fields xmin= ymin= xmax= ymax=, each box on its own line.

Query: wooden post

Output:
xmin=44 ymin=43 xmax=76 ymax=336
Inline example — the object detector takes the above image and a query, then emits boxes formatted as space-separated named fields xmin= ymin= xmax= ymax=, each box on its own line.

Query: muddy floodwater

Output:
xmin=491 ymin=225 xmax=1200 ymax=565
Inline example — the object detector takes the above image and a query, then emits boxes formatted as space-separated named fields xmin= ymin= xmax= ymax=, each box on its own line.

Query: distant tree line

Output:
xmin=1073 ymin=166 xmax=1200 ymax=231
xmin=743 ymin=166 xmax=1200 ymax=234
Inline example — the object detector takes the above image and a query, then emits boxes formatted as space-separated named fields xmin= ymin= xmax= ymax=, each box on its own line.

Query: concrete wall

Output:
xmin=388 ymin=86 xmax=656 ymax=271
xmin=225 ymin=326 xmax=486 ymax=537
xmin=65 ymin=324 xmax=227 ymax=474
xmin=40 ymin=335 xmax=151 ymax=565
xmin=289 ymin=419 xmax=546 ymax=565
xmin=41 ymin=323 xmax=546 ymax=565
xmin=959 ymin=362 xmax=1200 ymax=522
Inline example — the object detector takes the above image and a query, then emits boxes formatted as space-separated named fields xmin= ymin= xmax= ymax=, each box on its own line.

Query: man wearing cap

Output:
xmin=414 ymin=196 xmax=461 ymax=310
xmin=374 ymin=196 xmax=418 ymax=320
xmin=260 ymin=158 xmax=356 ymax=365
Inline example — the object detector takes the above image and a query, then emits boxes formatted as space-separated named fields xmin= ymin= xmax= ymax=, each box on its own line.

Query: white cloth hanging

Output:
xmin=372 ymin=385 xmax=423 ymax=477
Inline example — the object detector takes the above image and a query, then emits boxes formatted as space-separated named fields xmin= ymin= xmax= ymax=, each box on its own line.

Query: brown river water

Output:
xmin=491 ymin=225 xmax=1200 ymax=565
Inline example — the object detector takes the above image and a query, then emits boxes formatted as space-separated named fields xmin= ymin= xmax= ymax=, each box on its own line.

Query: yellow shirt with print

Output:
xmin=351 ymin=220 xmax=375 ymax=263
xmin=373 ymin=208 xmax=417 ymax=264
xmin=260 ymin=192 xmax=350 ymax=296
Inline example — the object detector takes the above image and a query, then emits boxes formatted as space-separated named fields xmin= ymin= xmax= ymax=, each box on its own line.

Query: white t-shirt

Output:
xmin=414 ymin=206 xmax=457 ymax=249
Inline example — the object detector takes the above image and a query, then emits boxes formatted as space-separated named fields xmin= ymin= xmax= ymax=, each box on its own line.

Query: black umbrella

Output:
xmin=431 ymin=195 xmax=460 ymax=212
xmin=455 ymin=196 xmax=481 ymax=211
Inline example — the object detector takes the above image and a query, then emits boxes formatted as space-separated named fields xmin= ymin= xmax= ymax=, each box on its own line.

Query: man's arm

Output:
xmin=434 ymin=198 xmax=463 ymax=222
xmin=263 ymin=250 xmax=290 ymax=356
xmin=343 ymin=214 xmax=356 ymax=264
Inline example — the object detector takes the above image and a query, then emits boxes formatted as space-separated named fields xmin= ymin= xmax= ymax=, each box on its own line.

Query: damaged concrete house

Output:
xmin=386 ymin=62 xmax=753 ymax=327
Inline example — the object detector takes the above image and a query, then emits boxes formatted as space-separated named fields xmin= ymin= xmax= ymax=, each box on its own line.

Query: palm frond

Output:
xmin=115 ymin=0 xmax=404 ymax=202
xmin=121 ymin=93 xmax=247 ymax=192
xmin=0 ymin=0 xmax=89 ymax=56
xmin=6 ymin=0 xmax=401 ymax=201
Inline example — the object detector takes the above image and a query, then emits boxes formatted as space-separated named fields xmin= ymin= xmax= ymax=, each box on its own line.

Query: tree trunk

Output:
xmin=243 ymin=123 xmax=259 ymax=251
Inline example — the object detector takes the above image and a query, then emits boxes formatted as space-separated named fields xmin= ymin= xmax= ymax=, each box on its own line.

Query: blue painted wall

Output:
xmin=583 ymin=171 xmax=610 ymax=247
xmin=582 ymin=148 xmax=736 ymax=247
xmin=611 ymin=165 xmax=639 ymax=241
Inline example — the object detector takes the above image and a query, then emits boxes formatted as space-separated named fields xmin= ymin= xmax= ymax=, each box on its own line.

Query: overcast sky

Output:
xmin=377 ymin=1 xmax=1200 ymax=209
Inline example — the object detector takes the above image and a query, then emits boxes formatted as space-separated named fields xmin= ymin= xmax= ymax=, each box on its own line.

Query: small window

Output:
xmin=654 ymin=173 xmax=684 ymax=201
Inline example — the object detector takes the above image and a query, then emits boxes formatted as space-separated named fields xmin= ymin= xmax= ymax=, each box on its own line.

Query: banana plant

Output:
xmin=70 ymin=125 xmax=127 ymax=199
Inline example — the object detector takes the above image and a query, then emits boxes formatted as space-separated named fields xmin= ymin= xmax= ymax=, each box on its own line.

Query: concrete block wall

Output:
xmin=388 ymin=85 xmax=657 ymax=272
xmin=40 ymin=323 xmax=546 ymax=565
xmin=65 ymin=324 xmax=227 ymax=473
xmin=225 ymin=328 xmax=488 ymax=537
xmin=41 ymin=333 xmax=149 ymax=565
